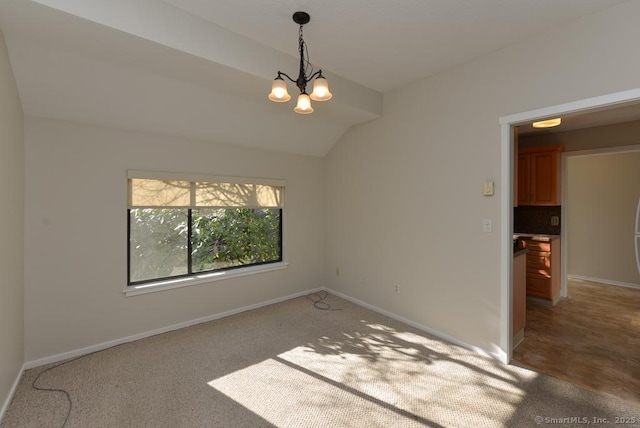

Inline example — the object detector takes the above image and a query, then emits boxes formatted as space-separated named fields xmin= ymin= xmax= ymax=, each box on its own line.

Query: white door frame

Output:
xmin=498 ymin=88 xmax=640 ymax=363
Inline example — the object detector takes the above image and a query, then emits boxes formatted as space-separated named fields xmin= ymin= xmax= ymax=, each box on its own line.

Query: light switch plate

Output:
xmin=483 ymin=181 xmax=494 ymax=196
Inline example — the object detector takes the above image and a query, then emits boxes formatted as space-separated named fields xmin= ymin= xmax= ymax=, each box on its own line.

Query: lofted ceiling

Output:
xmin=0 ymin=0 xmax=629 ymax=156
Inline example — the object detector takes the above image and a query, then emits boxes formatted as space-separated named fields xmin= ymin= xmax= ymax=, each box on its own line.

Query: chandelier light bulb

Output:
xmin=310 ymin=76 xmax=332 ymax=101
xmin=294 ymin=93 xmax=314 ymax=114
xmin=268 ymin=78 xmax=291 ymax=102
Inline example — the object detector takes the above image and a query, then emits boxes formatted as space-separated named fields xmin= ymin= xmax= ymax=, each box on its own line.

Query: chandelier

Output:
xmin=268 ymin=12 xmax=332 ymax=114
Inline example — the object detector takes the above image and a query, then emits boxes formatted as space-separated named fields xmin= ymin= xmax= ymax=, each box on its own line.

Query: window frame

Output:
xmin=126 ymin=171 xmax=286 ymax=293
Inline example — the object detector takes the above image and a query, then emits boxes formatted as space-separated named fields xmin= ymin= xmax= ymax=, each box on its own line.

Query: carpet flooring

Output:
xmin=2 ymin=292 xmax=639 ymax=427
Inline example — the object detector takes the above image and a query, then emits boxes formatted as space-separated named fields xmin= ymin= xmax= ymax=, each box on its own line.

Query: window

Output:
xmin=127 ymin=171 xmax=285 ymax=285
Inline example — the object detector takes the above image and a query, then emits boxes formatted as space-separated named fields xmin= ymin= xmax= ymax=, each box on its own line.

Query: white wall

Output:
xmin=24 ymin=117 xmax=325 ymax=362
xmin=325 ymin=1 xmax=640 ymax=356
xmin=567 ymin=152 xmax=640 ymax=286
xmin=17 ymin=0 xmax=640 ymax=365
xmin=0 ymin=31 xmax=24 ymax=412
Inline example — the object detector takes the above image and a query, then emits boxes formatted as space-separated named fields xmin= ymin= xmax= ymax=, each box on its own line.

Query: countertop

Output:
xmin=513 ymin=233 xmax=560 ymax=256
xmin=513 ymin=233 xmax=560 ymax=242
xmin=513 ymin=247 xmax=528 ymax=257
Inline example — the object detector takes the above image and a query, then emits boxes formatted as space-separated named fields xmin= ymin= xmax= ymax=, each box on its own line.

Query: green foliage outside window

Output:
xmin=129 ymin=208 xmax=281 ymax=284
xmin=191 ymin=208 xmax=281 ymax=272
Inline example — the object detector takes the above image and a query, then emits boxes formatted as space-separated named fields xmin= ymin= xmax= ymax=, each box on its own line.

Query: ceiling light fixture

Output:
xmin=268 ymin=12 xmax=332 ymax=114
xmin=532 ymin=118 xmax=562 ymax=128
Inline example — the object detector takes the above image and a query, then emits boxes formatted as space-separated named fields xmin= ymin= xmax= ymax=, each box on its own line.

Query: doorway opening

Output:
xmin=500 ymin=88 xmax=640 ymax=404
xmin=499 ymin=87 xmax=640 ymax=357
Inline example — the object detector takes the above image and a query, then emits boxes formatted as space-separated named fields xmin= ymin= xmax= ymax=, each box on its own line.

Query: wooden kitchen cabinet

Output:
xmin=512 ymin=250 xmax=527 ymax=347
xmin=520 ymin=238 xmax=561 ymax=304
xmin=517 ymin=145 xmax=563 ymax=206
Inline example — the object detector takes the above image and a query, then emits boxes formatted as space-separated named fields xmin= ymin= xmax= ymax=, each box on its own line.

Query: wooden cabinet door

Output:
xmin=526 ymin=253 xmax=551 ymax=276
xmin=517 ymin=145 xmax=562 ymax=206
xmin=530 ymin=151 xmax=558 ymax=205
xmin=517 ymin=154 xmax=530 ymax=205
xmin=513 ymin=253 xmax=527 ymax=337
xmin=526 ymin=274 xmax=550 ymax=298
xmin=521 ymin=237 xmax=561 ymax=302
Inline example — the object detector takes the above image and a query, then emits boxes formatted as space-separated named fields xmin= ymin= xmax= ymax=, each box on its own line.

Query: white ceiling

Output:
xmin=0 ymin=0 xmax=630 ymax=156
xmin=161 ymin=0 xmax=628 ymax=93
xmin=519 ymin=101 xmax=640 ymax=136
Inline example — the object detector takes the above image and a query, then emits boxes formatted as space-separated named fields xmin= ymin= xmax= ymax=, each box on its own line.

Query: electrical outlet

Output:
xmin=551 ymin=216 xmax=559 ymax=226
xmin=483 ymin=219 xmax=492 ymax=232
xmin=394 ymin=284 xmax=400 ymax=294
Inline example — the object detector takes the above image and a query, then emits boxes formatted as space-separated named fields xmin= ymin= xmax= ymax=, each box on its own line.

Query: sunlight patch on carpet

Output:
xmin=278 ymin=343 xmax=529 ymax=426
xmin=209 ymin=335 xmax=535 ymax=427
xmin=208 ymin=357 xmax=428 ymax=427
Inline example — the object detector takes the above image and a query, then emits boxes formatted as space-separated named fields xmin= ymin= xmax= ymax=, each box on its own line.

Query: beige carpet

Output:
xmin=2 ymin=292 xmax=638 ymax=427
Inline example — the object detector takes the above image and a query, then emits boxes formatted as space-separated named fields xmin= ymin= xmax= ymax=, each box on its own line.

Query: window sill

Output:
xmin=123 ymin=262 xmax=289 ymax=297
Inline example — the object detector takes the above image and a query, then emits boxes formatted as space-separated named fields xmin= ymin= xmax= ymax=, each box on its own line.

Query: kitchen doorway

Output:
xmin=499 ymin=87 xmax=640 ymax=360
xmin=500 ymin=88 xmax=640 ymax=403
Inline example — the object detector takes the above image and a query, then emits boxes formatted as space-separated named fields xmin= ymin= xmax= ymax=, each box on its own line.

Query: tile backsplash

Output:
xmin=514 ymin=206 xmax=561 ymax=235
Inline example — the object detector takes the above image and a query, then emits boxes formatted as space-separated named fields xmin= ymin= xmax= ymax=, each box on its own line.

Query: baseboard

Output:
xmin=324 ymin=287 xmax=508 ymax=363
xmin=526 ymin=295 xmax=560 ymax=307
xmin=1 ymin=363 xmax=26 ymax=422
xmin=25 ymin=284 xmax=509 ymax=369
xmin=512 ymin=329 xmax=524 ymax=350
xmin=25 ymin=286 xmax=323 ymax=369
xmin=568 ymin=275 xmax=640 ymax=290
